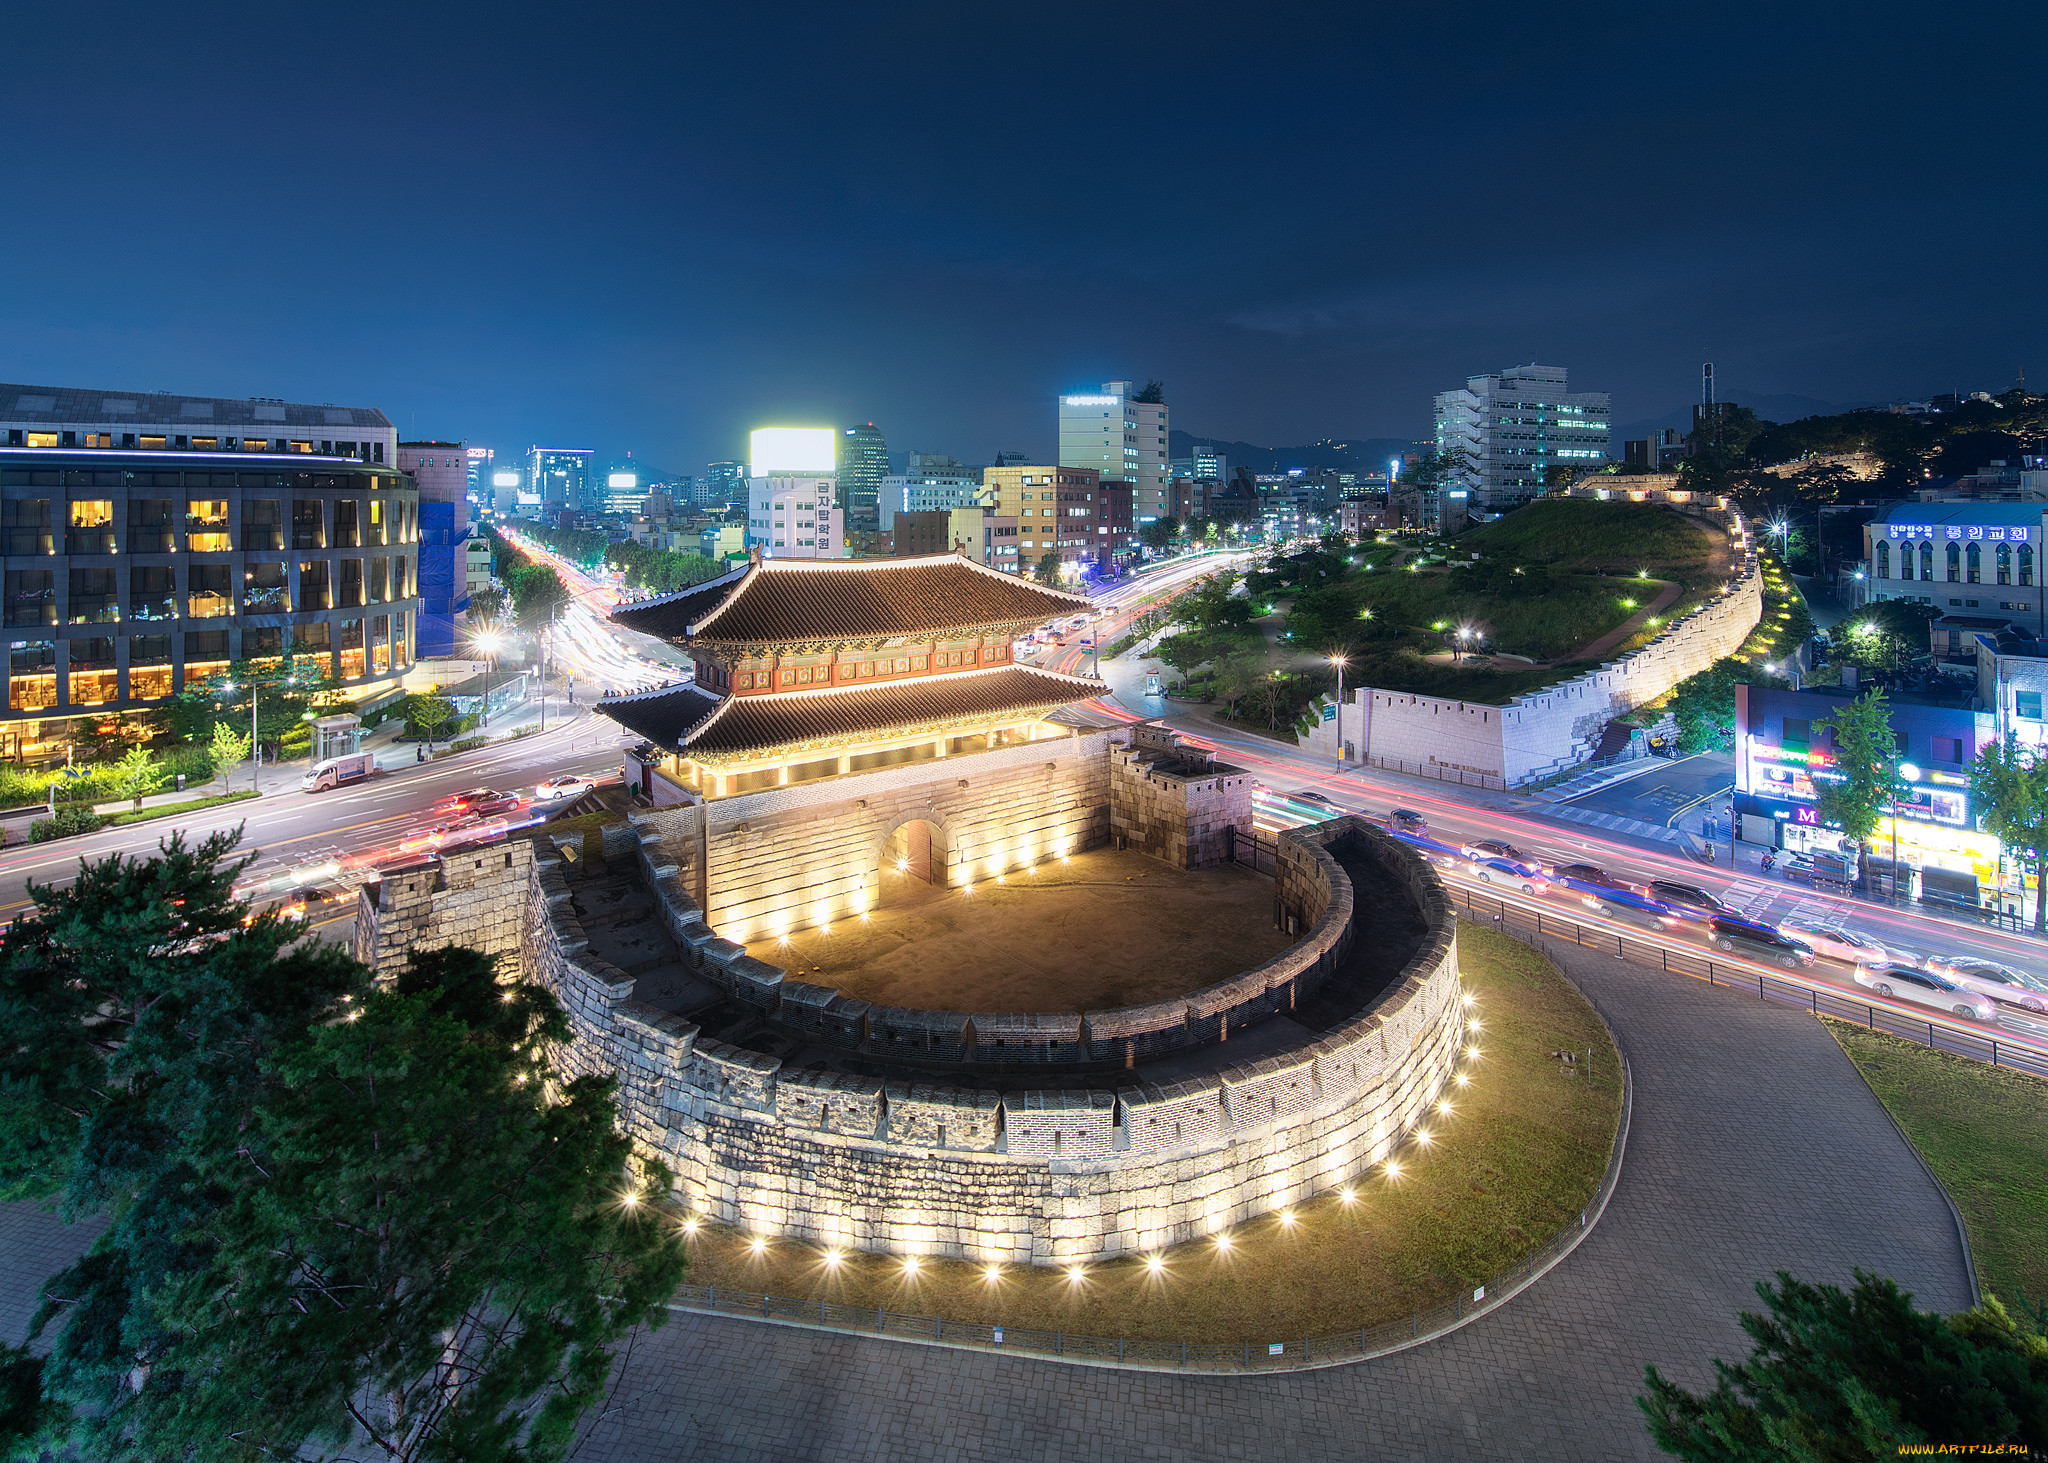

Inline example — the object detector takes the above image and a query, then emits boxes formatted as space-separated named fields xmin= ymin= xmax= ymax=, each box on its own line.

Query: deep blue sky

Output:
xmin=2 ymin=1 xmax=2038 ymax=474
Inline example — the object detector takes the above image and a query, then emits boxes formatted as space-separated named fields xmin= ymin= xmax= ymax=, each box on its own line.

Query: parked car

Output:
xmin=1471 ymin=857 xmax=1549 ymax=894
xmin=1920 ymin=955 xmax=2048 ymax=1014
xmin=1706 ymin=915 xmax=1816 ymax=968
xmin=1776 ymin=918 xmax=1889 ymax=966
xmin=1852 ymin=962 xmax=1998 ymax=1022
xmin=1647 ymin=879 xmax=1727 ymax=923
xmin=534 ymin=775 xmax=597 ymax=803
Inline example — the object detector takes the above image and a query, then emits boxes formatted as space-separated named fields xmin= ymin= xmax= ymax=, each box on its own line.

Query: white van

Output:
xmin=304 ymin=752 xmax=375 ymax=793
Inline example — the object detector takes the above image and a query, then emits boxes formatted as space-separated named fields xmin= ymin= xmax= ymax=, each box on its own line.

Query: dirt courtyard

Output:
xmin=769 ymin=847 xmax=1293 ymax=1013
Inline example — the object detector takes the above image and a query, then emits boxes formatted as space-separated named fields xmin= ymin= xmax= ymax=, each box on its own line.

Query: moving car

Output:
xmin=1386 ymin=808 xmax=1428 ymax=835
xmin=1776 ymin=918 xmax=1888 ymax=966
xmin=1705 ymin=914 xmax=1816 ymax=968
xmin=442 ymin=787 xmax=519 ymax=816
xmin=1647 ymin=879 xmax=1726 ymax=923
xmin=1851 ymin=962 xmax=1998 ymax=1022
xmin=534 ymin=774 xmax=597 ymax=803
xmin=1471 ymin=857 xmax=1549 ymax=894
xmin=1461 ymin=838 xmax=1535 ymax=866
xmin=1920 ymin=955 xmax=2048 ymax=1013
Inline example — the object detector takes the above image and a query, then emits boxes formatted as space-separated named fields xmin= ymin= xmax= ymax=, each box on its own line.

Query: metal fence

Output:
xmin=1358 ymin=754 xmax=1508 ymax=792
xmin=1228 ymin=825 xmax=1279 ymax=876
xmin=660 ymin=960 xmax=1634 ymax=1373
xmin=1446 ymin=888 xmax=2048 ymax=1082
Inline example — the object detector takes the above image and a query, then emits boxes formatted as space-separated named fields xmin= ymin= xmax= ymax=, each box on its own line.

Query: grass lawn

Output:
xmin=103 ymin=790 xmax=262 ymax=826
xmin=1463 ymin=498 xmax=1721 ymax=584
xmin=672 ymin=927 xmax=1622 ymax=1344
xmin=1824 ymin=1020 xmax=2048 ymax=1334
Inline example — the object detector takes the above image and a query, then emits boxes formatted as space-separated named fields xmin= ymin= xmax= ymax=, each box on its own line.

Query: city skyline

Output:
xmin=1 ymin=2 xmax=2038 ymax=473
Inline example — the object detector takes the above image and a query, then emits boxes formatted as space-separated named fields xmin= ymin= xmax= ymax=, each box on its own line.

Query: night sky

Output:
xmin=2 ymin=1 xmax=2038 ymax=472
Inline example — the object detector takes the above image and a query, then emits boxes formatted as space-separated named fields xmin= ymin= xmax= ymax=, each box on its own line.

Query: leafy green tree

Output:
xmin=1033 ymin=552 xmax=1062 ymax=586
xmin=207 ymin=720 xmax=250 ymax=795
xmin=401 ymin=693 xmax=459 ymax=749
xmin=1139 ymin=516 xmax=1179 ymax=550
xmin=1665 ymin=660 xmax=1744 ymax=753
xmin=1815 ymin=689 xmax=1898 ymax=850
xmin=1640 ymin=1272 xmax=2048 ymax=1459
xmin=468 ymin=585 xmax=507 ymax=625
xmin=106 ymin=745 xmax=164 ymax=809
xmin=0 ymin=835 xmax=687 ymax=1462
xmin=1971 ymin=733 xmax=2048 ymax=933
xmin=508 ymin=564 xmax=570 ymax=629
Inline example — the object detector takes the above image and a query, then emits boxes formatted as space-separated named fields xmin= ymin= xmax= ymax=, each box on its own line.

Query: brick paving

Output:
xmin=0 ymin=939 xmax=1974 ymax=1461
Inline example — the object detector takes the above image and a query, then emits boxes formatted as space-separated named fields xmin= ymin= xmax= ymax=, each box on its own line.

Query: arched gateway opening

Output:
xmin=881 ymin=818 xmax=952 ymax=885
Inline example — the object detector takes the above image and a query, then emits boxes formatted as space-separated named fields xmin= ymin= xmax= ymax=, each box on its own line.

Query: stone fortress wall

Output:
xmin=1303 ymin=494 xmax=1763 ymax=786
xmin=353 ymin=734 xmax=1467 ymax=1264
xmin=519 ymin=810 xmax=1464 ymax=1264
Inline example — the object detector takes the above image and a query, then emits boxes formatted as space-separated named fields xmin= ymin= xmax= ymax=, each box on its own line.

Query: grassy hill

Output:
xmin=1462 ymin=499 xmax=1719 ymax=586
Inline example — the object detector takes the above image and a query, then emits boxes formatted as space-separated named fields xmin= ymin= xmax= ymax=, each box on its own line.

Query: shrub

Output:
xmin=510 ymin=725 xmax=540 ymax=740
xmin=449 ymin=736 xmax=491 ymax=753
xmin=29 ymin=807 xmax=106 ymax=842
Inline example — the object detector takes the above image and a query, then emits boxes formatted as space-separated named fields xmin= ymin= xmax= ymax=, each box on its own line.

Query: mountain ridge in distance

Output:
xmin=1167 ymin=429 xmax=1419 ymax=475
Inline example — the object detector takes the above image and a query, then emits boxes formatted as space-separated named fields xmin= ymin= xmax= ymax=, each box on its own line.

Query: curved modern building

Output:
xmin=0 ymin=383 xmax=418 ymax=754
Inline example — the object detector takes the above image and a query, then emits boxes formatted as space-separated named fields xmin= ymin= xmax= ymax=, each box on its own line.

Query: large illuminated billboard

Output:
xmin=749 ymin=427 xmax=837 ymax=477
xmin=608 ymin=471 xmax=638 ymax=489
xmin=491 ymin=470 xmax=521 ymax=488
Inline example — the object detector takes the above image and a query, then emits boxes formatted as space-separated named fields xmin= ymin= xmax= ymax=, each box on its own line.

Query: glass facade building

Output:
xmin=0 ymin=447 xmax=419 ymax=749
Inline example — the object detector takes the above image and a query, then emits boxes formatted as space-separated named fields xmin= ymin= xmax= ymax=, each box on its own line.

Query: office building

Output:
xmin=745 ymin=427 xmax=844 ymax=559
xmin=982 ymin=464 xmax=1099 ymax=568
xmin=465 ymin=537 xmax=493 ymax=599
xmin=1433 ymin=364 xmax=1610 ymax=512
xmin=705 ymin=460 xmax=747 ymax=508
xmin=1095 ymin=480 xmax=1135 ymax=566
xmin=0 ymin=382 xmax=420 ymax=754
xmin=601 ymin=457 xmax=643 ymax=516
xmin=395 ymin=441 xmax=473 ymax=658
xmin=526 ymin=447 xmax=593 ymax=514
xmin=699 ymin=522 xmax=746 ymax=563
xmin=1058 ymin=381 xmax=1169 ymax=522
xmin=877 ymin=463 xmax=987 ymax=529
xmin=1623 ymin=429 xmax=1688 ymax=470
xmin=464 ymin=446 xmax=494 ymax=515
xmin=1171 ymin=443 xmax=1227 ymax=485
xmin=840 ymin=423 xmax=889 ymax=529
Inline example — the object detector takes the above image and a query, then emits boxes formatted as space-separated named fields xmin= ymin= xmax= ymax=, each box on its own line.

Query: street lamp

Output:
xmin=1328 ymin=654 xmax=1347 ymax=767
xmin=1891 ymin=762 xmax=1920 ymax=905
xmin=476 ymin=632 xmax=502 ymax=727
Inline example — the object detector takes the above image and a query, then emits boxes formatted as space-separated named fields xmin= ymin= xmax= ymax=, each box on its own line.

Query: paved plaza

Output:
xmin=1 ymin=936 xmax=1974 ymax=1461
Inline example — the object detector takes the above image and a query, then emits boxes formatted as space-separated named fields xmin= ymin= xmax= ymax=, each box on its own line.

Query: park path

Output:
xmin=0 ymin=938 xmax=1973 ymax=1461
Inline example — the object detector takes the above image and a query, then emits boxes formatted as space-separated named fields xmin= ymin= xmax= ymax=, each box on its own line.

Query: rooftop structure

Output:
xmin=1 ymin=382 xmax=394 ymax=463
xmin=602 ymin=553 xmax=1096 ymax=796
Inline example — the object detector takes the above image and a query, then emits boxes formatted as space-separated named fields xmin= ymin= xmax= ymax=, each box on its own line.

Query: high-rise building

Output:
xmin=600 ymin=456 xmax=644 ymax=516
xmin=877 ymin=462 xmax=987 ymax=529
xmin=840 ymin=423 xmax=888 ymax=530
xmin=396 ymin=441 xmax=473 ymax=658
xmin=464 ymin=446 xmax=494 ymax=515
xmin=982 ymin=464 xmax=1100 ymax=568
xmin=1058 ymin=380 xmax=1169 ymax=522
xmin=0 ymin=382 xmax=419 ymax=755
xmin=745 ymin=427 xmax=844 ymax=559
xmin=705 ymin=460 xmax=747 ymax=507
xmin=1432 ymin=365 xmax=1610 ymax=512
xmin=526 ymin=447 xmax=593 ymax=513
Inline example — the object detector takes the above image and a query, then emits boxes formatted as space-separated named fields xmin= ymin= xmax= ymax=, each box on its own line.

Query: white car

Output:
xmin=1777 ymin=919 xmax=1888 ymax=966
xmin=533 ymin=775 xmax=596 ymax=803
xmin=1850 ymin=963 xmax=1997 ymax=1022
xmin=1920 ymin=956 xmax=2048 ymax=1014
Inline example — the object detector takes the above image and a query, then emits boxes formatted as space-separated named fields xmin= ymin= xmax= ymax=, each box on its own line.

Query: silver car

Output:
xmin=1851 ymin=963 xmax=1997 ymax=1022
xmin=1777 ymin=919 xmax=1888 ymax=966
xmin=1920 ymin=955 xmax=2048 ymax=1014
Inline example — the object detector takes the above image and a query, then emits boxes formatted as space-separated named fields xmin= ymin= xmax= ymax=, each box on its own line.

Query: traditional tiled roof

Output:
xmin=609 ymin=554 xmax=1093 ymax=647
xmin=598 ymin=664 xmax=1102 ymax=763
xmin=595 ymin=681 xmax=724 ymax=750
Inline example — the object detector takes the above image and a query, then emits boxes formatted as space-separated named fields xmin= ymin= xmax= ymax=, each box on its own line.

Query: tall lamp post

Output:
xmin=476 ymin=632 xmax=501 ymax=727
xmin=1328 ymin=653 xmax=1347 ymax=768
xmin=220 ymin=668 xmax=299 ymax=794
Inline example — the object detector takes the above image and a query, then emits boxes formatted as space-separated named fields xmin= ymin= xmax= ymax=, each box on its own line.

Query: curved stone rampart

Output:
xmin=519 ymin=815 xmax=1465 ymax=1263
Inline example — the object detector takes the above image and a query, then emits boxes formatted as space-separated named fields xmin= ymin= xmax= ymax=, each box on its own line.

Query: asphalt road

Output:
xmin=0 ymin=711 xmax=635 ymax=932
xmin=1559 ymin=753 xmax=1732 ymax=827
